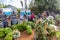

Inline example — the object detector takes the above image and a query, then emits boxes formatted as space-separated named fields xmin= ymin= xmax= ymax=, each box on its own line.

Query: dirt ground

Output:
xmin=17 ymin=30 xmax=34 ymax=40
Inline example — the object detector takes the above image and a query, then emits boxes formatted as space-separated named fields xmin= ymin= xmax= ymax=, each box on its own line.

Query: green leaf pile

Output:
xmin=26 ymin=25 xmax=32 ymax=35
xmin=5 ymin=33 xmax=13 ymax=40
xmin=12 ymin=25 xmax=18 ymax=30
xmin=4 ymin=27 xmax=12 ymax=35
xmin=0 ymin=28 xmax=5 ymax=38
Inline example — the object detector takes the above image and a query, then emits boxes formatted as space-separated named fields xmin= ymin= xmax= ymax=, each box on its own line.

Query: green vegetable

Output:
xmin=12 ymin=25 xmax=18 ymax=30
xmin=26 ymin=25 xmax=32 ymax=35
xmin=5 ymin=33 xmax=13 ymax=40
xmin=0 ymin=28 xmax=5 ymax=38
xmin=56 ymin=31 xmax=60 ymax=37
xmin=17 ymin=22 xmax=27 ymax=31
xmin=28 ymin=22 xmax=35 ymax=29
xmin=4 ymin=27 xmax=12 ymax=35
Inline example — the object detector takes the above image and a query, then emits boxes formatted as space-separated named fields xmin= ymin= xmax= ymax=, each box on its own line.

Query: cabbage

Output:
xmin=0 ymin=28 xmax=5 ymax=38
xmin=12 ymin=30 xmax=21 ymax=38
xmin=12 ymin=25 xmax=18 ymax=30
xmin=4 ymin=27 xmax=12 ymax=35
xmin=5 ymin=33 xmax=13 ymax=40
xmin=26 ymin=25 xmax=32 ymax=35
xmin=17 ymin=23 xmax=27 ymax=31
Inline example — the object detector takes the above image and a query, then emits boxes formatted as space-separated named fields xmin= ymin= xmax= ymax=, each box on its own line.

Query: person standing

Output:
xmin=42 ymin=11 xmax=49 ymax=19
xmin=23 ymin=14 xmax=28 ymax=22
xmin=30 ymin=13 xmax=35 ymax=22
xmin=10 ymin=11 xmax=18 ymax=25
xmin=38 ymin=13 xmax=41 ymax=19
xmin=17 ymin=14 xmax=21 ymax=24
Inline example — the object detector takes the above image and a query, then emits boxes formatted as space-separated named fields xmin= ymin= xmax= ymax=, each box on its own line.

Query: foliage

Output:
xmin=35 ymin=18 xmax=56 ymax=40
xmin=46 ymin=28 xmax=56 ymax=37
xmin=4 ymin=27 xmax=12 ymax=35
xmin=29 ymin=0 xmax=57 ymax=14
xmin=35 ymin=21 xmax=47 ymax=40
xmin=5 ymin=33 xmax=13 ymax=40
xmin=26 ymin=25 xmax=32 ymax=35
xmin=17 ymin=8 xmax=21 ymax=14
xmin=0 ymin=28 xmax=5 ymax=38
xmin=0 ymin=3 xmax=7 ymax=8
xmin=56 ymin=31 xmax=60 ymax=38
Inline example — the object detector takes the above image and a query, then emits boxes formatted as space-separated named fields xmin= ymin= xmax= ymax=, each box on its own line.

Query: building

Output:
xmin=6 ymin=5 xmax=18 ymax=14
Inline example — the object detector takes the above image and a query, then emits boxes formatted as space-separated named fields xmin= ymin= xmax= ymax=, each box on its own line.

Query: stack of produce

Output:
xmin=4 ymin=27 xmax=12 ymax=35
xmin=26 ymin=25 xmax=32 ymax=35
xmin=12 ymin=22 xmax=32 ymax=35
xmin=5 ymin=33 xmax=13 ymax=40
xmin=0 ymin=28 xmax=5 ymax=38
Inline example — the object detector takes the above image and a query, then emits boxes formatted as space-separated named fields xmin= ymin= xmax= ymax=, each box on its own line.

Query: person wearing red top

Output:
xmin=30 ymin=13 xmax=35 ymax=22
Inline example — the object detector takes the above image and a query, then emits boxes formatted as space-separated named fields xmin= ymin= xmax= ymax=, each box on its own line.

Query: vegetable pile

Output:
xmin=0 ymin=21 xmax=33 ymax=40
xmin=26 ymin=25 xmax=32 ymax=35
xmin=5 ymin=33 xmax=13 ymax=40
xmin=12 ymin=22 xmax=33 ymax=34
xmin=0 ymin=28 xmax=5 ymax=38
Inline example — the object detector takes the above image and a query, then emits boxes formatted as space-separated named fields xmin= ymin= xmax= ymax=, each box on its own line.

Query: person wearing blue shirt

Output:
xmin=10 ymin=11 xmax=18 ymax=25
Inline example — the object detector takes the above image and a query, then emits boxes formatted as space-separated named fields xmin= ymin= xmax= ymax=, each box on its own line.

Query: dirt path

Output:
xmin=17 ymin=30 xmax=34 ymax=40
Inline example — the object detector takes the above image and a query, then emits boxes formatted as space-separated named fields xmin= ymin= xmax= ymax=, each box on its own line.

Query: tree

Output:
xmin=17 ymin=8 xmax=21 ymax=14
xmin=29 ymin=0 xmax=57 ymax=14
xmin=0 ymin=3 xmax=7 ymax=8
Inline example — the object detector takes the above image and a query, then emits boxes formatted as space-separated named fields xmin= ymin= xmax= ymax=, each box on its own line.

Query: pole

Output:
xmin=25 ymin=0 xmax=27 ymax=9
xmin=25 ymin=0 xmax=27 ymax=15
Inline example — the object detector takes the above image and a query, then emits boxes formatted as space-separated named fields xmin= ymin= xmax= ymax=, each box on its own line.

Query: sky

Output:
xmin=1 ymin=0 xmax=31 ymax=8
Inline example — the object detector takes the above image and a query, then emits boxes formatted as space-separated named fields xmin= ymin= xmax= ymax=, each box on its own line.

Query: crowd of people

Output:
xmin=0 ymin=10 xmax=60 ymax=28
xmin=37 ymin=11 xmax=58 ymax=20
xmin=0 ymin=10 xmax=36 ymax=27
